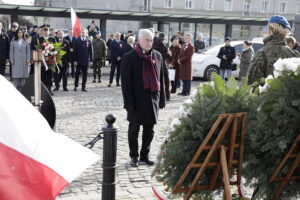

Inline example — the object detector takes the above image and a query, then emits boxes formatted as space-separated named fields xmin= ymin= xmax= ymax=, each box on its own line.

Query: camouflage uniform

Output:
xmin=247 ymin=34 xmax=299 ymax=84
xmin=92 ymin=38 xmax=107 ymax=82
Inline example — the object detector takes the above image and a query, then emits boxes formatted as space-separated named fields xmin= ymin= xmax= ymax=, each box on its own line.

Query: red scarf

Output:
xmin=134 ymin=45 xmax=160 ymax=92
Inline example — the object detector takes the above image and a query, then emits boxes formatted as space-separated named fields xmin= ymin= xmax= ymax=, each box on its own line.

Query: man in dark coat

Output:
xmin=31 ymin=24 xmax=56 ymax=95
xmin=53 ymin=30 xmax=71 ymax=91
xmin=217 ymin=37 xmax=236 ymax=80
xmin=152 ymin=32 xmax=172 ymax=101
xmin=7 ymin=22 xmax=18 ymax=41
xmin=73 ymin=29 xmax=93 ymax=92
xmin=123 ymin=36 xmax=135 ymax=54
xmin=0 ymin=22 xmax=10 ymax=76
xmin=64 ymin=29 xmax=76 ymax=78
xmin=121 ymin=29 xmax=166 ymax=167
xmin=108 ymin=32 xmax=124 ymax=87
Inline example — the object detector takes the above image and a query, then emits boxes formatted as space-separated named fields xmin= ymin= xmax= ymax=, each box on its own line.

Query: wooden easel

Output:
xmin=173 ymin=113 xmax=247 ymax=200
xmin=269 ymin=134 xmax=300 ymax=200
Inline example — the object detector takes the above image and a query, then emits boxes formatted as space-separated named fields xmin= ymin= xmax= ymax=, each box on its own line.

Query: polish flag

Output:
xmin=71 ymin=7 xmax=81 ymax=38
xmin=0 ymin=75 xmax=98 ymax=200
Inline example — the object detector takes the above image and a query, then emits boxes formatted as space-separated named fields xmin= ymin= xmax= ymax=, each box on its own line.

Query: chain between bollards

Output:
xmin=101 ymin=114 xmax=117 ymax=200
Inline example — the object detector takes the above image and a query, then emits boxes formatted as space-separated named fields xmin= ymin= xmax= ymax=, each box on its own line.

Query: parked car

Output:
xmin=192 ymin=41 xmax=264 ymax=80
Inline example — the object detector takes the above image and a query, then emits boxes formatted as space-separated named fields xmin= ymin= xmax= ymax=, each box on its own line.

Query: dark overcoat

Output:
xmin=217 ymin=45 xmax=236 ymax=70
xmin=110 ymin=40 xmax=125 ymax=63
xmin=121 ymin=49 xmax=166 ymax=125
xmin=178 ymin=43 xmax=194 ymax=80
xmin=73 ymin=38 xmax=93 ymax=66
xmin=0 ymin=32 xmax=9 ymax=63
xmin=64 ymin=35 xmax=76 ymax=62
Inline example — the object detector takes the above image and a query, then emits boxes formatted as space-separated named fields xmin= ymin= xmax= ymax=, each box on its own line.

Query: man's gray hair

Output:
xmin=138 ymin=29 xmax=154 ymax=39
xmin=127 ymin=36 xmax=135 ymax=44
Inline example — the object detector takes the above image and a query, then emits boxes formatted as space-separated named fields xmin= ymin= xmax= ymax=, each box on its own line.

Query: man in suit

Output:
xmin=53 ymin=30 xmax=70 ymax=92
xmin=123 ymin=36 xmax=135 ymax=54
xmin=64 ymin=29 xmax=76 ymax=78
xmin=121 ymin=29 xmax=166 ymax=167
xmin=73 ymin=28 xmax=93 ymax=92
xmin=0 ymin=22 xmax=10 ymax=76
xmin=108 ymin=32 xmax=124 ymax=87
xmin=31 ymin=24 xmax=56 ymax=95
xmin=178 ymin=33 xmax=195 ymax=96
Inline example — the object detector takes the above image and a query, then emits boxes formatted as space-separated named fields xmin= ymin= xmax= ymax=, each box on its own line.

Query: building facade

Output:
xmin=34 ymin=0 xmax=299 ymax=44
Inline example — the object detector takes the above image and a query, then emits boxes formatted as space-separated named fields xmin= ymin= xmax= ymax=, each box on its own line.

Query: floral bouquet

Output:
xmin=35 ymin=42 xmax=67 ymax=72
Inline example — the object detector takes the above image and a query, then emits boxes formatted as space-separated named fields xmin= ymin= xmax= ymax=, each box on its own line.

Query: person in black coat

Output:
xmin=217 ymin=37 xmax=236 ymax=80
xmin=194 ymin=33 xmax=205 ymax=53
xmin=64 ymin=29 xmax=76 ymax=78
xmin=108 ymin=32 xmax=124 ymax=87
xmin=121 ymin=29 xmax=166 ymax=167
xmin=73 ymin=29 xmax=93 ymax=91
xmin=53 ymin=30 xmax=71 ymax=91
xmin=0 ymin=22 xmax=10 ymax=76
xmin=123 ymin=36 xmax=135 ymax=54
xmin=31 ymin=24 xmax=56 ymax=95
xmin=152 ymin=32 xmax=172 ymax=100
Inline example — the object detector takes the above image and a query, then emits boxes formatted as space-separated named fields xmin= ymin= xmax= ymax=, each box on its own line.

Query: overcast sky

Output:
xmin=2 ymin=0 xmax=33 ymax=5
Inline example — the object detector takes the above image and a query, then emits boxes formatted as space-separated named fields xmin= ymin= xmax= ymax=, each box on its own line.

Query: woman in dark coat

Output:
xmin=168 ymin=36 xmax=181 ymax=93
xmin=178 ymin=33 xmax=194 ymax=96
xmin=238 ymin=41 xmax=254 ymax=79
xmin=217 ymin=37 xmax=236 ymax=80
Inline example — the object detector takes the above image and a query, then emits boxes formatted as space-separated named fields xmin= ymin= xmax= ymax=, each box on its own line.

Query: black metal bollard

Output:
xmin=102 ymin=114 xmax=117 ymax=200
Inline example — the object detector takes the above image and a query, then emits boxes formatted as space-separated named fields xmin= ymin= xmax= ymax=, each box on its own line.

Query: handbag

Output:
xmin=232 ymin=63 xmax=237 ymax=71
xmin=168 ymin=69 xmax=176 ymax=81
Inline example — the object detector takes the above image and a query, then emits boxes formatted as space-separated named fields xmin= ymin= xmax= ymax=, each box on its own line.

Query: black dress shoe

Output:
xmin=63 ymin=88 xmax=69 ymax=91
xmin=53 ymin=87 xmax=59 ymax=91
xmin=182 ymin=93 xmax=190 ymax=96
xmin=139 ymin=157 xmax=154 ymax=166
xmin=98 ymin=80 xmax=101 ymax=83
xmin=92 ymin=80 xmax=96 ymax=83
xmin=178 ymin=92 xmax=185 ymax=96
xmin=130 ymin=158 xmax=138 ymax=167
xmin=116 ymin=83 xmax=121 ymax=86
xmin=74 ymin=87 xmax=77 ymax=91
xmin=82 ymin=88 xmax=87 ymax=92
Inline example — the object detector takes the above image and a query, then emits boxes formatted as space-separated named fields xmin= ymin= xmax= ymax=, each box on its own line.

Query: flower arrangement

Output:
xmin=35 ymin=42 xmax=66 ymax=72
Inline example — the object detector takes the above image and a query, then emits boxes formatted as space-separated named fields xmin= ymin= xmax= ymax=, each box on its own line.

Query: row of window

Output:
xmin=160 ymin=0 xmax=300 ymax=15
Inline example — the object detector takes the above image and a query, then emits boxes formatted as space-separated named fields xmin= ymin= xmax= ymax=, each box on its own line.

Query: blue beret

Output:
xmin=96 ymin=31 xmax=101 ymax=35
xmin=268 ymin=15 xmax=291 ymax=30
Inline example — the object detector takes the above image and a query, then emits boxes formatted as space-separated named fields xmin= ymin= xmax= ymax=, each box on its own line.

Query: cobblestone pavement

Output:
xmin=54 ymin=67 xmax=204 ymax=200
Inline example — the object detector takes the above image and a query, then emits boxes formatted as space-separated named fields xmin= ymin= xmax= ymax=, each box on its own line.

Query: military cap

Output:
xmin=225 ymin=37 xmax=231 ymax=41
xmin=40 ymin=24 xmax=50 ymax=30
xmin=268 ymin=15 xmax=291 ymax=30
xmin=95 ymin=30 xmax=101 ymax=35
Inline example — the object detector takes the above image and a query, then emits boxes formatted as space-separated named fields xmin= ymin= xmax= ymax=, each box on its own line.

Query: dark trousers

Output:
xmin=164 ymin=73 xmax=170 ymax=100
xmin=93 ymin=58 xmax=103 ymax=80
xmin=109 ymin=61 xmax=121 ymax=84
xmin=70 ymin=61 xmax=75 ymax=78
xmin=182 ymin=80 xmax=191 ymax=95
xmin=54 ymin=64 xmax=68 ymax=89
xmin=41 ymin=66 xmax=53 ymax=91
xmin=74 ymin=65 xmax=88 ymax=89
xmin=0 ymin=64 xmax=5 ymax=76
xmin=171 ymin=79 xmax=180 ymax=93
xmin=128 ymin=122 xmax=154 ymax=159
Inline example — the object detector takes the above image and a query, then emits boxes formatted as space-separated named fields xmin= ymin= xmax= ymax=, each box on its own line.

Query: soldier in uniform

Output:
xmin=92 ymin=31 xmax=107 ymax=83
xmin=31 ymin=24 xmax=56 ymax=95
xmin=0 ymin=22 xmax=10 ymax=76
xmin=53 ymin=30 xmax=70 ymax=91
xmin=247 ymin=15 xmax=299 ymax=85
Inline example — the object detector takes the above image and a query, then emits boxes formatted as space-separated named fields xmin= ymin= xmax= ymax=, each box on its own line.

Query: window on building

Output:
xmin=297 ymin=2 xmax=300 ymax=14
xmin=279 ymin=2 xmax=287 ymax=13
xmin=144 ymin=0 xmax=150 ymax=11
xmin=165 ymin=0 xmax=172 ymax=8
xmin=205 ymin=0 xmax=214 ymax=10
xmin=261 ymin=1 xmax=269 ymax=13
xmin=224 ymin=0 xmax=233 ymax=11
xmin=185 ymin=0 xmax=193 ymax=9
xmin=243 ymin=0 xmax=251 ymax=16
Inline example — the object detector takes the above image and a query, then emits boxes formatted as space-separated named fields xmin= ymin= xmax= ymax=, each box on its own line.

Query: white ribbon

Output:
xmin=41 ymin=53 xmax=49 ymax=71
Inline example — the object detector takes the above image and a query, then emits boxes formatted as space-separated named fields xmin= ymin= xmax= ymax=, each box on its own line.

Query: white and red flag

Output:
xmin=0 ymin=75 xmax=98 ymax=200
xmin=71 ymin=7 xmax=81 ymax=38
